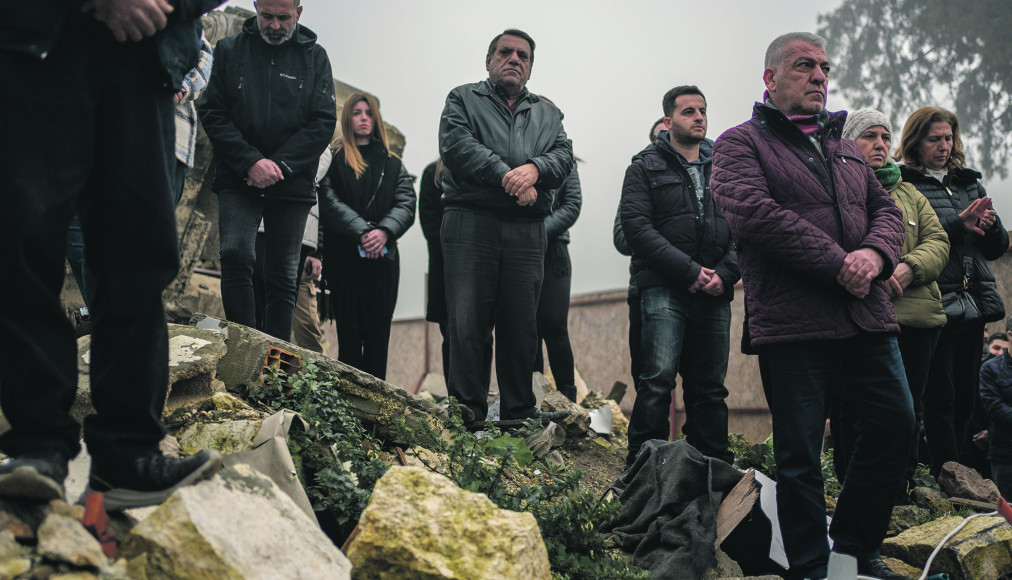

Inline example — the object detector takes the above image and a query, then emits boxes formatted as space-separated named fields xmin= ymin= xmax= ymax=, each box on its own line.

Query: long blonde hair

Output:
xmin=340 ymin=92 xmax=388 ymax=179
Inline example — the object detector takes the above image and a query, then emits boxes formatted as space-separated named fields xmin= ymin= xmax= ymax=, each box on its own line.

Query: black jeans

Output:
xmin=0 ymin=16 xmax=178 ymax=467
xmin=923 ymin=321 xmax=986 ymax=474
xmin=218 ymin=191 xmax=311 ymax=341
xmin=758 ymin=335 xmax=914 ymax=579
xmin=441 ymin=208 xmax=546 ymax=420
xmin=534 ymin=240 xmax=575 ymax=391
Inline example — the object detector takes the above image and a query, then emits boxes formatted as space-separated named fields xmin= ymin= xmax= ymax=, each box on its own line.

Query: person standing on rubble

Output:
xmin=200 ymin=0 xmax=337 ymax=342
xmin=711 ymin=32 xmax=913 ymax=580
xmin=620 ymin=86 xmax=739 ymax=469
xmin=438 ymin=29 xmax=573 ymax=425
xmin=0 ymin=0 xmax=225 ymax=509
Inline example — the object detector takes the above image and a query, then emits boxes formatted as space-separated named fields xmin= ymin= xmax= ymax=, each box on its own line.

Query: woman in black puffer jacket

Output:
xmin=896 ymin=107 xmax=1009 ymax=475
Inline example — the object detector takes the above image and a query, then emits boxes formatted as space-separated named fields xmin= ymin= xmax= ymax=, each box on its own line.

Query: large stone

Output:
xmin=346 ymin=466 xmax=551 ymax=580
xmin=882 ymin=515 xmax=1012 ymax=580
xmin=36 ymin=512 xmax=108 ymax=569
xmin=911 ymin=486 xmax=950 ymax=512
xmin=889 ymin=505 xmax=929 ymax=535
xmin=938 ymin=461 xmax=1000 ymax=504
xmin=199 ymin=315 xmax=446 ymax=442
xmin=120 ymin=464 xmax=351 ymax=580
xmin=176 ymin=420 xmax=262 ymax=455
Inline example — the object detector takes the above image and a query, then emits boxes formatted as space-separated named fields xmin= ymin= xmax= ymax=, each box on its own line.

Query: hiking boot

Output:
xmin=0 ymin=452 xmax=68 ymax=501
xmin=85 ymin=450 xmax=223 ymax=511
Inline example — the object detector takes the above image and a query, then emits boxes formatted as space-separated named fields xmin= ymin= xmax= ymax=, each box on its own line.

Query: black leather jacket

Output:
xmin=621 ymin=133 xmax=739 ymax=298
xmin=438 ymin=80 xmax=573 ymax=218
xmin=1 ymin=0 xmax=223 ymax=91
xmin=545 ymin=164 xmax=582 ymax=244
xmin=199 ymin=17 xmax=337 ymax=204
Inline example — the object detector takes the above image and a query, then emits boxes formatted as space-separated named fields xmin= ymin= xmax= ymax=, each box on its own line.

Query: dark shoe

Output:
xmin=0 ymin=453 xmax=68 ymax=501
xmin=85 ymin=450 xmax=223 ymax=511
xmin=857 ymin=555 xmax=912 ymax=580
xmin=531 ymin=409 xmax=571 ymax=424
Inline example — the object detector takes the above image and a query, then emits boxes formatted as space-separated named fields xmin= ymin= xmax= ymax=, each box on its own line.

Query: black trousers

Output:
xmin=534 ymin=240 xmax=575 ymax=389
xmin=0 ymin=17 xmax=178 ymax=468
xmin=923 ymin=321 xmax=987 ymax=474
xmin=441 ymin=208 xmax=545 ymax=420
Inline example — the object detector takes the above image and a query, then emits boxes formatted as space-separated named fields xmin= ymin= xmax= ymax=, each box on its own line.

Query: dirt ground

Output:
xmin=558 ymin=434 xmax=627 ymax=498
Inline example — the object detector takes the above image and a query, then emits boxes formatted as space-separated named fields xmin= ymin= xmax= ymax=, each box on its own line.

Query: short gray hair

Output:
xmin=764 ymin=32 xmax=826 ymax=70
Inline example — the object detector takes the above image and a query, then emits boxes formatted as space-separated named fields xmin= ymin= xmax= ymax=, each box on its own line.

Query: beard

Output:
xmin=258 ymin=21 xmax=294 ymax=46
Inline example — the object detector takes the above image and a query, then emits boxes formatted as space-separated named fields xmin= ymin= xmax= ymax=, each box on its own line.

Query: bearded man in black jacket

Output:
xmin=0 ymin=0 xmax=225 ymax=509
xmin=200 ymin=0 xmax=337 ymax=342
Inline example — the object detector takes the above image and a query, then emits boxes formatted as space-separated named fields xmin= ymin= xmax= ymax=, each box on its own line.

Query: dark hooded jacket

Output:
xmin=199 ymin=17 xmax=336 ymax=204
xmin=438 ymin=79 xmax=573 ymax=218
xmin=620 ymin=133 xmax=739 ymax=299
xmin=711 ymin=103 xmax=904 ymax=349
xmin=1 ymin=0 xmax=223 ymax=91
xmin=981 ymin=348 xmax=1012 ymax=463
xmin=900 ymin=165 xmax=1008 ymax=323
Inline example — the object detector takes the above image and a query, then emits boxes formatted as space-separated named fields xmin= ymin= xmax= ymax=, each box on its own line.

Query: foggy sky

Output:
xmin=219 ymin=0 xmax=1011 ymax=320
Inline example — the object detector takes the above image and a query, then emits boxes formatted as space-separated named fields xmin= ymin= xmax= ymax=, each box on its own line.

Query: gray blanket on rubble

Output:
xmin=607 ymin=440 xmax=742 ymax=579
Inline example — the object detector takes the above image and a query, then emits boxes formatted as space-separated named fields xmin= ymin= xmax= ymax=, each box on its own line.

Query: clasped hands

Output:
xmin=502 ymin=163 xmax=539 ymax=207
xmin=83 ymin=0 xmax=174 ymax=42
xmin=246 ymin=159 xmax=284 ymax=189
xmin=837 ymin=248 xmax=884 ymax=299
xmin=688 ymin=267 xmax=725 ymax=296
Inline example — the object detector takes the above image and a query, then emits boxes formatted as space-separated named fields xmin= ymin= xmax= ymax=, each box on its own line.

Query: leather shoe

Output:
xmin=858 ymin=555 xmax=912 ymax=580
xmin=531 ymin=409 xmax=571 ymax=423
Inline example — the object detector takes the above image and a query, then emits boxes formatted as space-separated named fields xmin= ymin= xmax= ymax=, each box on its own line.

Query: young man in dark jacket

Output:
xmin=200 ymin=0 xmax=337 ymax=342
xmin=711 ymin=33 xmax=911 ymax=580
xmin=620 ymin=86 xmax=739 ymax=468
xmin=438 ymin=29 xmax=573 ymax=424
xmin=981 ymin=317 xmax=1012 ymax=500
xmin=0 ymin=0 xmax=225 ymax=509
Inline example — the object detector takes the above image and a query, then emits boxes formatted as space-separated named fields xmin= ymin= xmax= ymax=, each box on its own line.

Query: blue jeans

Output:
xmin=217 ymin=190 xmax=310 ymax=342
xmin=758 ymin=335 xmax=914 ymax=579
xmin=65 ymin=214 xmax=97 ymax=309
xmin=628 ymin=286 xmax=732 ymax=464
xmin=441 ymin=208 xmax=546 ymax=421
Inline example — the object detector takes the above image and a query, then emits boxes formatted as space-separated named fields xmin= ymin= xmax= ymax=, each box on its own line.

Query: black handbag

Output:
xmin=941 ymin=253 xmax=980 ymax=325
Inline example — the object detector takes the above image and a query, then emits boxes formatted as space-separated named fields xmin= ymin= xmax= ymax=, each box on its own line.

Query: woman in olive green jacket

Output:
xmin=834 ymin=110 xmax=949 ymax=498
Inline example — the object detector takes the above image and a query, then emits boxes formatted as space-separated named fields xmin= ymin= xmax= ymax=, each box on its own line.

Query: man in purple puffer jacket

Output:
xmin=711 ymin=32 xmax=913 ymax=580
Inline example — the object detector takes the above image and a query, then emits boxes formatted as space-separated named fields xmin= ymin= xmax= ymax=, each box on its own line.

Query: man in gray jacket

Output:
xmin=438 ymin=29 xmax=573 ymax=425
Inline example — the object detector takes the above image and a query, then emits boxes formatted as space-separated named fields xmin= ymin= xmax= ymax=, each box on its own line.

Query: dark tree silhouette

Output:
xmin=818 ymin=0 xmax=1012 ymax=178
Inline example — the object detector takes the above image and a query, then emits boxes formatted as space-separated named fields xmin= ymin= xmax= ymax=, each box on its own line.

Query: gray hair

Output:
xmin=764 ymin=32 xmax=826 ymax=70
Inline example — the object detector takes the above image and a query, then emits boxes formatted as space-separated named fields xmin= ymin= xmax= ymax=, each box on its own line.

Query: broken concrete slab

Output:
xmin=36 ymin=512 xmax=108 ymax=569
xmin=120 ymin=464 xmax=351 ymax=580
xmin=938 ymin=461 xmax=1000 ymax=504
xmin=195 ymin=315 xmax=446 ymax=442
xmin=882 ymin=514 xmax=1012 ymax=580
xmin=346 ymin=466 xmax=551 ymax=580
xmin=73 ymin=324 xmax=228 ymax=425
xmin=525 ymin=422 xmax=566 ymax=459
xmin=911 ymin=486 xmax=951 ymax=513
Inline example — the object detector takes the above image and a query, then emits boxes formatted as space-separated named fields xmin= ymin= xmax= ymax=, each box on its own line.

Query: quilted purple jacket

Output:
xmin=711 ymin=103 xmax=904 ymax=350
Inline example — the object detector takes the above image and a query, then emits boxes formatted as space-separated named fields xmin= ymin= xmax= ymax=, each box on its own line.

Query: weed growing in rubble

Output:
xmin=396 ymin=399 xmax=648 ymax=579
xmin=250 ymin=362 xmax=389 ymax=543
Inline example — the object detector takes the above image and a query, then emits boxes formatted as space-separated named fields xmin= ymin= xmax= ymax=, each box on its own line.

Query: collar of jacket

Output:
xmin=475 ymin=79 xmax=538 ymax=108
xmin=899 ymin=163 xmax=982 ymax=185
xmin=241 ymin=16 xmax=319 ymax=48
xmin=751 ymin=102 xmax=845 ymax=144
xmin=644 ymin=132 xmax=713 ymax=171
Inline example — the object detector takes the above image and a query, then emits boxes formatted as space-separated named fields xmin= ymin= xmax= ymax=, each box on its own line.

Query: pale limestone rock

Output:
xmin=176 ymin=420 xmax=261 ymax=455
xmin=210 ymin=392 xmax=253 ymax=413
xmin=882 ymin=515 xmax=1012 ymax=580
xmin=36 ymin=512 xmax=108 ymax=569
xmin=121 ymin=464 xmax=351 ymax=580
xmin=0 ymin=557 xmax=31 ymax=578
xmin=347 ymin=466 xmax=551 ymax=580
xmin=0 ymin=530 xmax=22 ymax=560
